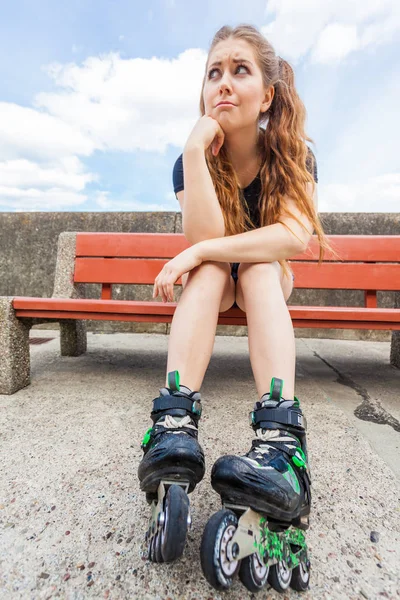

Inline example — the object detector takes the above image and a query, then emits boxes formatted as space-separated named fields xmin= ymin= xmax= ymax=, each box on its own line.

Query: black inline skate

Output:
xmin=200 ymin=378 xmax=312 ymax=594
xmin=138 ymin=370 xmax=205 ymax=562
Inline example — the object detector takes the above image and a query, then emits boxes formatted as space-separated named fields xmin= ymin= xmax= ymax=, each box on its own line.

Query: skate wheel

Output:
xmin=200 ymin=509 xmax=240 ymax=591
xmin=291 ymin=559 xmax=310 ymax=591
xmin=268 ymin=560 xmax=292 ymax=592
xmin=160 ymin=484 xmax=189 ymax=562
xmin=239 ymin=552 xmax=269 ymax=592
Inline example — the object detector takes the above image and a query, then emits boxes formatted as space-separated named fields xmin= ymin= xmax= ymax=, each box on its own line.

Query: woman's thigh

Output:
xmin=234 ymin=262 xmax=294 ymax=311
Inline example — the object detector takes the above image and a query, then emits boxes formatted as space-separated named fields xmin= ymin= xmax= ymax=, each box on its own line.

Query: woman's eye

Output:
xmin=208 ymin=64 xmax=248 ymax=79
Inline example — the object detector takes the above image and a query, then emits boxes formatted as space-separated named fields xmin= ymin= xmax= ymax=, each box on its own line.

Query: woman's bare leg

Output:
xmin=166 ymin=262 xmax=235 ymax=391
xmin=235 ymin=262 xmax=295 ymax=400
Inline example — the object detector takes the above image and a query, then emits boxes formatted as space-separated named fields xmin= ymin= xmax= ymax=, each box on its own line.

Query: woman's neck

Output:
xmin=224 ymin=126 xmax=264 ymax=188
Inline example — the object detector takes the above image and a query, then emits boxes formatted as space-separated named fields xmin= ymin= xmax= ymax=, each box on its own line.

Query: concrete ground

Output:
xmin=0 ymin=331 xmax=399 ymax=600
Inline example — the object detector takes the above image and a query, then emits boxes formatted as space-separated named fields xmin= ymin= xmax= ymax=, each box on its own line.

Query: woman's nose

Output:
xmin=219 ymin=76 xmax=232 ymax=94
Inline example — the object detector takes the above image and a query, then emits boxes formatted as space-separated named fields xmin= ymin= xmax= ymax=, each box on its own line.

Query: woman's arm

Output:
xmin=182 ymin=146 xmax=225 ymax=245
xmin=197 ymin=183 xmax=316 ymax=263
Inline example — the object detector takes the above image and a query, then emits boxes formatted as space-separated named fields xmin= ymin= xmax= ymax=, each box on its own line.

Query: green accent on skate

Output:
xmin=292 ymin=447 xmax=307 ymax=469
xmin=293 ymin=395 xmax=300 ymax=407
xmin=174 ymin=371 xmax=180 ymax=390
xmin=167 ymin=370 xmax=180 ymax=391
xmin=282 ymin=462 xmax=301 ymax=494
xmin=270 ymin=377 xmax=283 ymax=400
xmin=255 ymin=526 xmax=283 ymax=562
xmin=141 ymin=427 xmax=153 ymax=448
xmin=254 ymin=518 xmax=308 ymax=569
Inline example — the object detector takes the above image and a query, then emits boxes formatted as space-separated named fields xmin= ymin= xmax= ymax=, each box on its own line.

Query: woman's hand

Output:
xmin=184 ymin=115 xmax=225 ymax=156
xmin=153 ymin=244 xmax=204 ymax=303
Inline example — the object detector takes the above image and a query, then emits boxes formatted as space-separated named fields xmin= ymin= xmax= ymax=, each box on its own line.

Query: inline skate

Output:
xmin=200 ymin=377 xmax=311 ymax=593
xmin=138 ymin=370 xmax=205 ymax=562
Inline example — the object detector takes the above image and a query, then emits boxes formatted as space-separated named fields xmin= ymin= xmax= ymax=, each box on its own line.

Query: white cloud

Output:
xmin=319 ymin=173 xmax=400 ymax=211
xmin=34 ymin=49 xmax=206 ymax=152
xmin=262 ymin=0 xmax=400 ymax=64
xmin=311 ymin=24 xmax=359 ymax=65
xmin=0 ymin=49 xmax=208 ymax=211
xmin=0 ymin=102 xmax=95 ymax=161
xmin=1 ymin=48 xmax=207 ymax=169
xmin=0 ymin=157 xmax=96 ymax=190
xmin=0 ymin=154 xmax=96 ymax=211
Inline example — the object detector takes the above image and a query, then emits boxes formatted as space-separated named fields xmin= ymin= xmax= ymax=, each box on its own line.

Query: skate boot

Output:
xmin=200 ymin=378 xmax=312 ymax=594
xmin=138 ymin=370 xmax=205 ymax=563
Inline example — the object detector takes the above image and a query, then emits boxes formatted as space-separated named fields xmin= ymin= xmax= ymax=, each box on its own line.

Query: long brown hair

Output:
xmin=199 ymin=24 xmax=335 ymax=275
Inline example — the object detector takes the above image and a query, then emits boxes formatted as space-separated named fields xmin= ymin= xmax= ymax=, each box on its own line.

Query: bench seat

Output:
xmin=12 ymin=297 xmax=400 ymax=329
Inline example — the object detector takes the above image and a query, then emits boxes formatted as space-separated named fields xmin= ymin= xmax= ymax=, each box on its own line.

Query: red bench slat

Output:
xmin=73 ymin=258 xmax=400 ymax=291
xmin=75 ymin=233 xmax=400 ymax=262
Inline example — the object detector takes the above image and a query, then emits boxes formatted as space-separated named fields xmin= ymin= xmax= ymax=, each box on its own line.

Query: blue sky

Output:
xmin=0 ymin=0 xmax=399 ymax=212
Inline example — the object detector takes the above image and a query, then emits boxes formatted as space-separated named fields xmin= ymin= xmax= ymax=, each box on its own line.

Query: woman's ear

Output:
xmin=261 ymin=85 xmax=274 ymax=113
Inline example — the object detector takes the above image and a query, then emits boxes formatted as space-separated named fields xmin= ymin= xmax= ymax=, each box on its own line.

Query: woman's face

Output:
xmin=203 ymin=38 xmax=273 ymax=131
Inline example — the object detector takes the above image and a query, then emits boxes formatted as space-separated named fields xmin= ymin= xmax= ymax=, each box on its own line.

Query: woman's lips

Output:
xmin=216 ymin=102 xmax=235 ymax=107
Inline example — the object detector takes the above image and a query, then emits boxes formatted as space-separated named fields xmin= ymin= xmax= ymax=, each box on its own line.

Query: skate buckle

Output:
xmin=192 ymin=399 xmax=202 ymax=416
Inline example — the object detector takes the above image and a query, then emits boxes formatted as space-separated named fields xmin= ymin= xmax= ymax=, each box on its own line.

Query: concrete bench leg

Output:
xmin=0 ymin=298 xmax=31 ymax=395
xmin=390 ymin=293 xmax=400 ymax=369
xmin=390 ymin=331 xmax=400 ymax=368
xmin=60 ymin=320 xmax=87 ymax=356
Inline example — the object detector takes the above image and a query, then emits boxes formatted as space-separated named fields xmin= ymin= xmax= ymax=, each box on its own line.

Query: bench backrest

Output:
xmin=73 ymin=233 xmax=400 ymax=307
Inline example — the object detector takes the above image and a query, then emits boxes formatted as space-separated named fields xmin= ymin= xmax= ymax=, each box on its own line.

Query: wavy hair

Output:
xmin=199 ymin=24 xmax=336 ymax=275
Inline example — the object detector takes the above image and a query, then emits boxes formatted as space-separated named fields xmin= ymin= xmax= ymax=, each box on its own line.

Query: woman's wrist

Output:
xmin=193 ymin=239 xmax=209 ymax=261
xmin=183 ymin=143 xmax=205 ymax=156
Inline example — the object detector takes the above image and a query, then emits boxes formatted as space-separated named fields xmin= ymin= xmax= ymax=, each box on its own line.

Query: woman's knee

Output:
xmin=237 ymin=261 xmax=293 ymax=303
xmin=182 ymin=261 xmax=231 ymax=290
xmin=238 ymin=261 xmax=281 ymax=283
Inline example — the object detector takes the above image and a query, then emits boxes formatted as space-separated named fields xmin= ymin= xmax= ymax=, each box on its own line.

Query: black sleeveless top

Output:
xmin=173 ymin=146 xmax=318 ymax=229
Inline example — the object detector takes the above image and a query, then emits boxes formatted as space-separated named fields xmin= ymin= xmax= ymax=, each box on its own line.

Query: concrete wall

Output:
xmin=0 ymin=212 xmax=398 ymax=340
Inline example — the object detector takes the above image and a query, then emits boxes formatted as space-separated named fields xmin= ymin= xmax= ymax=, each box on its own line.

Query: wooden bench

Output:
xmin=0 ymin=232 xmax=399 ymax=395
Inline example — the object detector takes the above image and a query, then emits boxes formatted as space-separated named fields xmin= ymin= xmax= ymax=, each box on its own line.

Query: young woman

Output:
xmin=138 ymin=24 xmax=331 ymax=587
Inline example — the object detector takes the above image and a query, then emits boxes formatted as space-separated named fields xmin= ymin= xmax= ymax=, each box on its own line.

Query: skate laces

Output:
xmin=157 ymin=414 xmax=197 ymax=431
xmin=255 ymin=428 xmax=294 ymax=444
xmin=251 ymin=429 xmax=298 ymax=459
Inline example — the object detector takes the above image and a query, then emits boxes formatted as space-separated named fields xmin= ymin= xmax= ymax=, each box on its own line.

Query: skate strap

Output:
xmin=152 ymin=394 xmax=202 ymax=417
xmin=250 ymin=407 xmax=306 ymax=430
